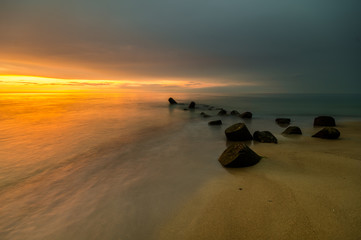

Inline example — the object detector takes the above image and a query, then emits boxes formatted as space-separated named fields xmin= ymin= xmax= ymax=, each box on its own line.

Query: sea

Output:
xmin=0 ymin=92 xmax=360 ymax=239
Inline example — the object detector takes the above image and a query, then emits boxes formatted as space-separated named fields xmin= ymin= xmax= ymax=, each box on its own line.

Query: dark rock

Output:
xmin=217 ymin=109 xmax=227 ymax=116
xmin=208 ymin=120 xmax=222 ymax=125
xmin=168 ymin=97 xmax=177 ymax=104
xmin=312 ymin=127 xmax=340 ymax=139
xmin=218 ymin=143 xmax=261 ymax=168
xmin=253 ymin=131 xmax=278 ymax=143
xmin=275 ymin=118 xmax=291 ymax=127
xmin=225 ymin=123 xmax=253 ymax=141
xmin=230 ymin=110 xmax=240 ymax=116
xmin=188 ymin=101 xmax=196 ymax=109
xmin=282 ymin=126 xmax=302 ymax=135
xmin=314 ymin=116 xmax=336 ymax=127
xmin=275 ymin=118 xmax=291 ymax=125
xmin=200 ymin=112 xmax=211 ymax=118
xmin=240 ymin=111 xmax=252 ymax=119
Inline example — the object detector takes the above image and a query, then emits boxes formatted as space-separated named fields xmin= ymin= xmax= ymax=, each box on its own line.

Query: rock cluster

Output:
xmin=167 ymin=98 xmax=342 ymax=169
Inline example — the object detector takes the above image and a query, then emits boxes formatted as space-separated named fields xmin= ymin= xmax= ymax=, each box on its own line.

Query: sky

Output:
xmin=1 ymin=0 xmax=360 ymax=93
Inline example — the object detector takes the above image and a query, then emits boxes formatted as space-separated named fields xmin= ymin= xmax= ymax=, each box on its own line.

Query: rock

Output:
xmin=218 ymin=143 xmax=261 ymax=168
xmin=282 ymin=126 xmax=302 ymax=135
xmin=217 ymin=109 xmax=227 ymax=116
xmin=314 ymin=116 xmax=336 ymax=126
xmin=240 ymin=111 xmax=252 ymax=119
xmin=275 ymin=118 xmax=291 ymax=125
xmin=253 ymin=131 xmax=278 ymax=143
xmin=225 ymin=123 xmax=253 ymax=141
xmin=230 ymin=110 xmax=240 ymax=116
xmin=200 ymin=112 xmax=211 ymax=118
xmin=168 ymin=97 xmax=177 ymax=104
xmin=312 ymin=127 xmax=340 ymax=139
xmin=275 ymin=118 xmax=291 ymax=127
xmin=208 ymin=120 xmax=222 ymax=125
xmin=188 ymin=101 xmax=196 ymax=109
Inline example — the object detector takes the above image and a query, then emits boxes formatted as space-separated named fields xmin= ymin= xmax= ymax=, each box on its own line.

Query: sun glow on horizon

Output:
xmin=0 ymin=75 xmax=256 ymax=93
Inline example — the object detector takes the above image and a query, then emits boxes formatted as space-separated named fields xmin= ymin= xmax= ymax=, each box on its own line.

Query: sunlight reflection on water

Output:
xmin=0 ymin=92 xmax=225 ymax=240
xmin=0 ymin=92 xmax=360 ymax=239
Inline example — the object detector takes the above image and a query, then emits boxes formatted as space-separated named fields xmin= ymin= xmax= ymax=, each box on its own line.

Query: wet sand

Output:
xmin=157 ymin=122 xmax=361 ymax=240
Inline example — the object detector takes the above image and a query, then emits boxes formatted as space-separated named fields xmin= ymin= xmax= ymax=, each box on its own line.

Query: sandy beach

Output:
xmin=157 ymin=121 xmax=361 ymax=240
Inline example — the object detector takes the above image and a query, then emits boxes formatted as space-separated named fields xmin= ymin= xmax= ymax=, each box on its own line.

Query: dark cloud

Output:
xmin=1 ymin=0 xmax=361 ymax=92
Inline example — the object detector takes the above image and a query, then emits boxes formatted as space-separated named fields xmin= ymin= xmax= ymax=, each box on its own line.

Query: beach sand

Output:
xmin=157 ymin=122 xmax=361 ymax=240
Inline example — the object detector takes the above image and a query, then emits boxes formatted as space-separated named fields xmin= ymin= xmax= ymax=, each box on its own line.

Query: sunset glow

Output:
xmin=1 ymin=1 xmax=361 ymax=239
xmin=0 ymin=75 xmax=251 ymax=93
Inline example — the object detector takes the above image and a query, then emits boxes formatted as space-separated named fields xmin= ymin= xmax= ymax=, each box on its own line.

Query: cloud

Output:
xmin=1 ymin=0 xmax=361 ymax=93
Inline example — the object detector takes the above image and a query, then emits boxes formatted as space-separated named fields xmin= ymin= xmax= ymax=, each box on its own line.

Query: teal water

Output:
xmin=0 ymin=92 xmax=359 ymax=240
xmin=179 ymin=93 xmax=361 ymax=118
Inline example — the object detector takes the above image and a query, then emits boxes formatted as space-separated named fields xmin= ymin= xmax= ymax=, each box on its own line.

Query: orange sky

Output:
xmin=0 ymin=74 xmax=258 ymax=93
xmin=0 ymin=50 xmax=260 ymax=93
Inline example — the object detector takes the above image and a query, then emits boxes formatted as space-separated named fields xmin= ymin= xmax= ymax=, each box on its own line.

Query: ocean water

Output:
xmin=0 ymin=92 xmax=360 ymax=239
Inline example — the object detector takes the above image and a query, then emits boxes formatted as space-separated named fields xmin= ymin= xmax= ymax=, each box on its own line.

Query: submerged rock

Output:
xmin=230 ymin=110 xmax=240 ymax=116
xmin=275 ymin=118 xmax=291 ymax=125
xmin=240 ymin=111 xmax=252 ymax=119
xmin=253 ymin=131 xmax=278 ymax=143
xmin=218 ymin=143 xmax=261 ymax=168
xmin=189 ymin=101 xmax=196 ymax=109
xmin=200 ymin=112 xmax=211 ymax=118
xmin=225 ymin=123 xmax=253 ymax=141
xmin=217 ymin=109 xmax=227 ymax=116
xmin=312 ymin=127 xmax=340 ymax=139
xmin=314 ymin=116 xmax=336 ymax=127
xmin=282 ymin=126 xmax=302 ymax=135
xmin=208 ymin=120 xmax=222 ymax=125
xmin=168 ymin=97 xmax=177 ymax=104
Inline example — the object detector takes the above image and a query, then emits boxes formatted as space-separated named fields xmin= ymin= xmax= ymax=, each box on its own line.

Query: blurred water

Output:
xmin=0 ymin=93 xmax=227 ymax=240
xmin=0 ymin=92 xmax=360 ymax=239
xmin=192 ymin=93 xmax=361 ymax=118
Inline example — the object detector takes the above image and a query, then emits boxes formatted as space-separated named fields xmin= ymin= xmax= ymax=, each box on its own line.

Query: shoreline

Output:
xmin=157 ymin=121 xmax=361 ymax=240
